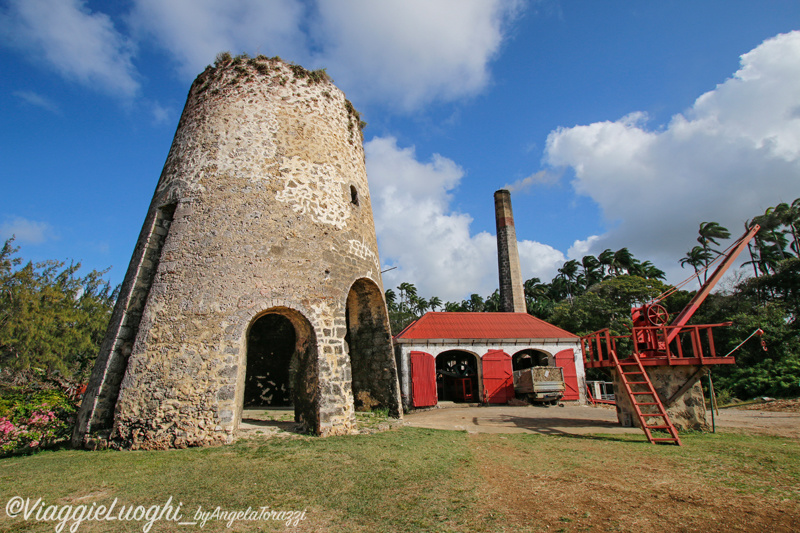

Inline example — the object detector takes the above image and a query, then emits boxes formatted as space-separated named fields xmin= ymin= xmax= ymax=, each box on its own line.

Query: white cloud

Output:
xmin=504 ymin=169 xmax=561 ymax=193
xmin=127 ymin=0 xmax=521 ymax=109
xmin=544 ymin=31 xmax=800 ymax=280
xmin=12 ymin=90 xmax=59 ymax=113
xmin=366 ymin=136 xmax=563 ymax=301
xmin=0 ymin=0 xmax=139 ymax=97
xmin=128 ymin=0 xmax=308 ymax=79
xmin=567 ymin=235 xmax=602 ymax=260
xmin=0 ymin=216 xmax=55 ymax=244
xmin=149 ymin=101 xmax=173 ymax=125
xmin=312 ymin=0 xmax=522 ymax=109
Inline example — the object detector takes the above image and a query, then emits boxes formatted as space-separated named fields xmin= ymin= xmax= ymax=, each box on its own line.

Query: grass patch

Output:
xmin=0 ymin=428 xmax=797 ymax=532
xmin=0 ymin=428 xmax=486 ymax=532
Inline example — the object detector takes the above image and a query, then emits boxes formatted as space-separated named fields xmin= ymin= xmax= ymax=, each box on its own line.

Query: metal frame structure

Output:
xmin=579 ymin=225 xmax=761 ymax=445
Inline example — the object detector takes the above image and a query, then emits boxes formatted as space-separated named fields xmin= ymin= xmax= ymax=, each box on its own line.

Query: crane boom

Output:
xmin=665 ymin=224 xmax=760 ymax=344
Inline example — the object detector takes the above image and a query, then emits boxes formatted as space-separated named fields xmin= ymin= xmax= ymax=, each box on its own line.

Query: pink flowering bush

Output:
xmin=0 ymin=387 xmax=76 ymax=457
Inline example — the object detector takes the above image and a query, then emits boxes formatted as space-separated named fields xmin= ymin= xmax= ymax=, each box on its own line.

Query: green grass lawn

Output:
xmin=0 ymin=427 xmax=798 ymax=532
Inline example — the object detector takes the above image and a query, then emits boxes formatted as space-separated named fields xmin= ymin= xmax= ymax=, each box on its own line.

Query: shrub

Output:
xmin=0 ymin=386 xmax=77 ymax=457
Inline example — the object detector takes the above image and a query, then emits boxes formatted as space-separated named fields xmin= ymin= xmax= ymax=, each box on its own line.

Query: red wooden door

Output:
xmin=482 ymin=350 xmax=513 ymax=404
xmin=410 ymin=351 xmax=437 ymax=407
xmin=555 ymin=349 xmax=579 ymax=401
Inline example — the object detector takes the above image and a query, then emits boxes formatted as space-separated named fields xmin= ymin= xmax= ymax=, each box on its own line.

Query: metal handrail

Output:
xmin=581 ymin=322 xmax=732 ymax=365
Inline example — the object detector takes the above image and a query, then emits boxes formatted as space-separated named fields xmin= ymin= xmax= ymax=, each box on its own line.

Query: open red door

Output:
xmin=410 ymin=351 xmax=437 ymax=407
xmin=554 ymin=349 xmax=579 ymax=401
xmin=482 ymin=350 xmax=513 ymax=404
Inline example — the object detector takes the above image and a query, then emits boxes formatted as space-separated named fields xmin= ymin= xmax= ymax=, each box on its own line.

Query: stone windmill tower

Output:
xmin=74 ymin=55 xmax=402 ymax=449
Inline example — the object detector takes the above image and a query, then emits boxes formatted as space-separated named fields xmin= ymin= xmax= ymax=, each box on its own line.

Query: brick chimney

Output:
xmin=494 ymin=189 xmax=526 ymax=313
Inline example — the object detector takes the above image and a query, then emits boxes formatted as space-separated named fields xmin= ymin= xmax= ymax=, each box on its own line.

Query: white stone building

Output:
xmin=394 ymin=312 xmax=586 ymax=410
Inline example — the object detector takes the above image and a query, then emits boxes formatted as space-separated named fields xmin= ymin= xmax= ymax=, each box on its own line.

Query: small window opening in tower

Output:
xmin=350 ymin=185 xmax=359 ymax=206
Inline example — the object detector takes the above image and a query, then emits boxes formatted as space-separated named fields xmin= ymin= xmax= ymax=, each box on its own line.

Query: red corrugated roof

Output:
xmin=394 ymin=312 xmax=577 ymax=340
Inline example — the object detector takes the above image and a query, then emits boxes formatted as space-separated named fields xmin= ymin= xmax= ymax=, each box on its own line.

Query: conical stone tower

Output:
xmin=74 ymin=55 xmax=402 ymax=449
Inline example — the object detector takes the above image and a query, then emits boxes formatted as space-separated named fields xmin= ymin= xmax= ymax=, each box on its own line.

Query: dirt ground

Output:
xmin=236 ymin=403 xmax=798 ymax=531
xmin=404 ymin=401 xmax=800 ymax=439
xmin=406 ymin=402 xmax=799 ymax=532
xmin=735 ymin=397 xmax=800 ymax=412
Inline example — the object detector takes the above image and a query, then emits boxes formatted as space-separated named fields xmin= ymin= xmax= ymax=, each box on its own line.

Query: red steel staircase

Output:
xmin=611 ymin=350 xmax=682 ymax=446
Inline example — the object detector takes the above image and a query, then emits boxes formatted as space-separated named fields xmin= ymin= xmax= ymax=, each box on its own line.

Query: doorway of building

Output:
xmin=512 ymin=349 xmax=550 ymax=371
xmin=436 ymin=351 xmax=479 ymax=402
xmin=242 ymin=308 xmax=320 ymax=433
xmin=245 ymin=313 xmax=297 ymax=407
xmin=346 ymin=278 xmax=401 ymax=416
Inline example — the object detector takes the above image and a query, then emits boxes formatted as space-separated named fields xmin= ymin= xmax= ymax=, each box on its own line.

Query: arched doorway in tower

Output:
xmin=345 ymin=278 xmax=401 ymax=417
xmin=242 ymin=307 xmax=319 ymax=432
xmin=435 ymin=350 xmax=479 ymax=403
xmin=512 ymin=349 xmax=551 ymax=371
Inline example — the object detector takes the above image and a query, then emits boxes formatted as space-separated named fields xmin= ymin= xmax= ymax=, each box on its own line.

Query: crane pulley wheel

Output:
xmin=646 ymin=304 xmax=670 ymax=326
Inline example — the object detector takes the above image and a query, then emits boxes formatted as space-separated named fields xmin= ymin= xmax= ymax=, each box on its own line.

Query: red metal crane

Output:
xmin=630 ymin=224 xmax=760 ymax=357
xmin=581 ymin=224 xmax=761 ymax=445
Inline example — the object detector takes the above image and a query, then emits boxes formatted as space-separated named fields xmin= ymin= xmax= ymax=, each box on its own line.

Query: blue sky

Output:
xmin=1 ymin=1 xmax=799 ymax=302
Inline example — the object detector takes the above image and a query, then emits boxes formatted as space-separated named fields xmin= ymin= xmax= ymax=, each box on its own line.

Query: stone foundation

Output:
xmin=612 ymin=365 xmax=708 ymax=431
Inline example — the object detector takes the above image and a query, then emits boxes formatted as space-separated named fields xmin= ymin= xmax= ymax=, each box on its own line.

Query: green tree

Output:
xmin=384 ymin=289 xmax=397 ymax=312
xmin=0 ymin=239 xmax=117 ymax=380
xmin=465 ymin=294 xmax=484 ymax=312
xmin=549 ymin=275 xmax=668 ymax=337
xmin=598 ymin=249 xmax=615 ymax=278
xmin=444 ymin=301 xmax=464 ymax=312
xmin=680 ymin=246 xmax=712 ymax=289
xmin=484 ymin=290 xmax=501 ymax=312
xmin=691 ymin=262 xmax=800 ymax=399
xmin=610 ymin=248 xmax=636 ymax=276
xmin=631 ymin=260 xmax=666 ymax=281
xmin=753 ymin=208 xmax=789 ymax=261
xmin=773 ymin=201 xmax=800 ymax=256
xmin=697 ymin=222 xmax=730 ymax=281
xmin=557 ymin=259 xmax=580 ymax=301
xmin=397 ymin=282 xmax=417 ymax=314
xmin=580 ymin=255 xmax=602 ymax=290
xmin=412 ymin=297 xmax=429 ymax=315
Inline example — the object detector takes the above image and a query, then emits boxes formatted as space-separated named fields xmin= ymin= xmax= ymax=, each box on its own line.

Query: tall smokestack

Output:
xmin=494 ymin=189 xmax=526 ymax=313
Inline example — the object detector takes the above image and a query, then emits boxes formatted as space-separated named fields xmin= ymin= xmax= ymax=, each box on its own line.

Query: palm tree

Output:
xmin=444 ymin=301 xmax=463 ymax=312
xmin=412 ymin=297 xmax=429 ymax=316
xmin=384 ymin=288 xmax=397 ymax=312
xmin=753 ymin=210 xmax=787 ymax=260
xmin=755 ymin=243 xmax=783 ymax=275
xmin=773 ymin=202 xmax=798 ymax=254
xmin=523 ymin=277 xmax=547 ymax=299
xmin=637 ymin=260 xmax=666 ymax=280
xmin=744 ymin=220 xmax=761 ymax=278
xmin=484 ymin=290 xmax=501 ymax=312
xmin=523 ymin=277 xmax=550 ymax=315
xmin=557 ymin=259 xmax=580 ymax=301
xmin=788 ymin=198 xmax=800 ymax=255
xmin=580 ymin=255 xmax=602 ymax=289
xmin=697 ymin=222 xmax=730 ymax=282
xmin=467 ymin=293 xmax=485 ymax=312
xmin=548 ymin=277 xmax=570 ymax=302
xmin=397 ymin=282 xmax=417 ymax=313
xmin=610 ymin=248 xmax=635 ymax=276
xmin=598 ymin=249 xmax=615 ymax=278
xmin=680 ymin=246 xmax=712 ymax=289
xmin=428 ymin=296 xmax=442 ymax=312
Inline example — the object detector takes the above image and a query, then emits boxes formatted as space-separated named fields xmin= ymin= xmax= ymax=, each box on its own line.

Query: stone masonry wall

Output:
xmin=74 ymin=56 xmax=401 ymax=449
xmin=612 ymin=365 xmax=708 ymax=431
